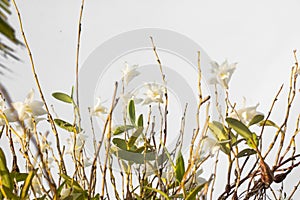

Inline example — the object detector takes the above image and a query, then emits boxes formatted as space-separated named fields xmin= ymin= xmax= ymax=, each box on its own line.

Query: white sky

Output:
xmin=1 ymin=0 xmax=300 ymax=198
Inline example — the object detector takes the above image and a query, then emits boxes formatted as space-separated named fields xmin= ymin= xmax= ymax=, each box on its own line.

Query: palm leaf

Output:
xmin=0 ymin=0 xmax=22 ymax=76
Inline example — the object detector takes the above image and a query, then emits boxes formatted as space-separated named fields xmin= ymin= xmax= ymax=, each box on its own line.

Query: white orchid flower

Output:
xmin=201 ymin=137 xmax=220 ymax=157
xmin=122 ymin=62 xmax=140 ymax=85
xmin=120 ymin=89 xmax=143 ymax=106
xmin=91 ymin=97 xmax=108 ymax=117
xmin=11 ymin=89 xmax=47 ymax=121
xmin=143 ymin=83 xmax=165 ymax=105
xmin=209 ymin=60 xmax=237 ymax=89
xmin=230 ymin=99 xmax=263 ymax=124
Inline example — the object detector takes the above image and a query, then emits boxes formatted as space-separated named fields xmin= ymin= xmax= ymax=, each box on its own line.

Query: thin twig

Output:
xmin=100 ymin=82 xmax=118 ymax=198
xmin=210 ymin=151 xmax=219 ymax=200
xmin=150 ymin=36 xmax=168 ymax=147
xmin=262 ymin=85 xmax=284 ymax=158
xmin=11 ymin=0 xmax=66 ymax=176
xmin=288 ymin=179 xmax=300 ymax=200
xmin=75 ymin=0 xmax=85 ymax=122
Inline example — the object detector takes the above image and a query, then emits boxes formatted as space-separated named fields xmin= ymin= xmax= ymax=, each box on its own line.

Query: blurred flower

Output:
xmin=12 ymin=89 xmax=47 ymax=121
xmin=60 ymin=187 xmax=72 ymax=199
xmin=230 ymin=99 xmax=262 ymax=124
xmin=12 ymin=126 xmax=26 ymax=143
xmin=91 ymin=97 xmax=107 ymax=117
xmin=122 ymin=62 xmax=140 ymax=85
xmin=84 ymin=157 xmax=92 ymax=167
xmin=40 ymin=134 xmax=52 ymax=153
xmin=66 ymin=132 xmax=88 ymax=157
xmin=143 ymin=83 xmax=165 ymax=105
xmin=201 ymin=137 xmax=220 ymax=157
xmin=24 ymin=116 xmax=46 ymax=130
xmin=46 ymin=157 xmax=54 ymax=169
xmin=0 ymin=108 xmax=17 ymax=126
xmin=161 ymin=165 xmax=175 ymax=182
xmin=185 ymin=169 xmax=207 ymax=189
xmin=209 ymin=60 xmax=237 ymax=89
xmin=0 ymin=96 xmax=5 ymax=110
xmin=32 ymin=173 xmax=42 ymax=195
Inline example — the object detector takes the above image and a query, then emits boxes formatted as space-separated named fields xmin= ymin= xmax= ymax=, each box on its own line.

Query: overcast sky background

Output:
xmin=2 ymin=0 xmax=300 ymax=198
xmin=3 ymin=0 xmax=300 ymax=112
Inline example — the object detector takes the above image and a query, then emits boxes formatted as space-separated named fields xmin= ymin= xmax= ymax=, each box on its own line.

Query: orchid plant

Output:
xmin=1 ymin=51 xmax=300 ymax=199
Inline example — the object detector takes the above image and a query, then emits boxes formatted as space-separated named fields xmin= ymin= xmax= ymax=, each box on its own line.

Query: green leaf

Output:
xmin=0 ymin=185 xmax=19 ymax=200
xmin=134 ymin=146 xmax=145 ymax=153
xmin=259 ymin=119 xmax=277 ymax=127
xmin=113 ymin=125 xmax=135 ymax=135
xmin=128 ymin=127 xmax=143 ymax=148
xmin=232 ymin=139 xmax=245 ymax=147
xmin=209 ymin=121 xmax=236 ymax=142
xmin=226 ymin=118 xmax=252 ymax=140
xmin=137 ymin=114 xmax=143 ymax=127
xmin=0 ymin=17 xmax=19 ymax=44
xmin=237 ymin=148 xmax=257 ymax=158
xmin=259 ymin=119 xmax=285 ymax=135
xmin=226 ymin=118 xmax=259 ymax=149
xmin=112 ymin=138 xmax=128 ymax=150
xmin=60 ymin=174 xmax=84 ymax=193
xmin=0 ymin=1 xmax=11 ymax=15
xmin=170 ymin=194 xmax=184 ymax=199
xmin=175 ymin=152 xmax=185 ymax=183
xmin=208 ymin=121 xmax=236 ymax=155
xmin=208 ymin=121 xmax=227 ymax=141
xmin=71 ymin=86 xmax=75 ymax=99
xmin=186 ymin=182 xmax=206 ymax=200
xmin=247 ymin=133 xmax=259 ymax=149
xmin=10 ymin=172 xmax=28 ymax=182
xmin=128 ymin=99 xmax=136 ymax=125
xmin=91 ymin=194 xmax=100 ymax=200
xmin=52 ymin=92 xmax=73 ymax=104
xmin=111 ymin=147 xmax=143 ymax=164
xmin=0 ymin=148 xmax=12 ymax=190
xmin=0 ymin=0 xmax=22 ymax=75
xmin=54 ymin=119 xmax=75 ymax=132
xmin=56 ymin=181 xmax=66 ymax=198
xmin=218 ymin=142 xmax=231 ymax=155
xmin=143 ymin=187 xmax=170 ymax=200
xmin=20 ymin=169 xmax=36 ymax=199
xmin=111 ymin=148 xmax=156 ymax=164
xmin=248 ymin=114 xmax=264 ymax=126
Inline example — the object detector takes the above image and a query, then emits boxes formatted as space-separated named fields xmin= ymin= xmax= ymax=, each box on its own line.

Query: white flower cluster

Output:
xmin=91 ymin=62 xmax=166 ymax=117
xmin=0 ymin=89 xmax=47 ymax=128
